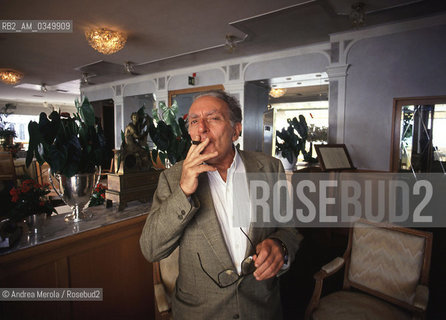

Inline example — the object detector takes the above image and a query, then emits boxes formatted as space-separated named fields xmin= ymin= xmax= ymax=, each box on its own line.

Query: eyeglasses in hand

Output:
xmin=197 ymin=228 xmax=256 ymax=288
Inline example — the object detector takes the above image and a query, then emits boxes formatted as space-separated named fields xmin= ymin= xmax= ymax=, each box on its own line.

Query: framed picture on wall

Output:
xmin=314 ymin=144 xmax=355 ymax=171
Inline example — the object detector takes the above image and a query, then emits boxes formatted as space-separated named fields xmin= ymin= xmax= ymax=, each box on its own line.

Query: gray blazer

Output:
xmin=140 ymin=150 xmax=302 ymax=320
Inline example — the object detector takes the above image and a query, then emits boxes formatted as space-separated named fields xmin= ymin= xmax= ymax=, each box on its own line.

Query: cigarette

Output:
xmin=192 ymin=140 xmax=200 ymax=145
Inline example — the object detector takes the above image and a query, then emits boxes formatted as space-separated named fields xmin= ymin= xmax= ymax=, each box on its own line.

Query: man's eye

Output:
xmin=190 ymin=120 xmax=198 ymax=125
xmin=209 ymin=117 xmax=220 ymax=121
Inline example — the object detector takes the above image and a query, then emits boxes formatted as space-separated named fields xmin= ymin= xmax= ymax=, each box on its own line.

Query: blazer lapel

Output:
xmin=194 ymin=173 xmax=235 ymax=270
xmin=238 ymin=151 xmax=268 ymax=257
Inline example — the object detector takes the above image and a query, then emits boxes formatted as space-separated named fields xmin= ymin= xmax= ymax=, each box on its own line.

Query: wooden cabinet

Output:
xmin=0 ymin=214 xmax=154 ymax=320
xmin=106 ymin=171 xmax=160 ymax=210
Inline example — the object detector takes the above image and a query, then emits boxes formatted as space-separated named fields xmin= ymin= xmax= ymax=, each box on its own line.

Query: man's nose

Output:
xmin=197 ymin=119 xmax=208 ymax=133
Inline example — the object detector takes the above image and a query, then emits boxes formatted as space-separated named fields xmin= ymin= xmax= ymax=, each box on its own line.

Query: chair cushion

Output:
xmin=312 ymin=291 xmax=411 ymax=320
xmin=349 ymin=222 xmax=425 ymax=304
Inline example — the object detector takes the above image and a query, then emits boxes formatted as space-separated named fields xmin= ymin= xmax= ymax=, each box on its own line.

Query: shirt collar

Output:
xmin=228 ymin=147 xmax=243 ymax=173
xmin=207 ymin=146 xmax=244 ymax=179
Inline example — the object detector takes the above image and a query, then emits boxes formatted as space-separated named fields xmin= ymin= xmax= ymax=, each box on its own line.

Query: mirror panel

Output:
xmin=391 ymin=96 xmax=446 ymax=172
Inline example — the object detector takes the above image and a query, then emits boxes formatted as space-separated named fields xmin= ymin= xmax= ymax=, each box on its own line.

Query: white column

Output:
xmin=326 ymin=64 xmax=350 ymax=144
xmin=112 ymin=96 xmax=124 ymax=149
xmin=154 ymin=89 xmax=168 ymax=109
xmin=224 ymin=81 xmax=245 ymax=149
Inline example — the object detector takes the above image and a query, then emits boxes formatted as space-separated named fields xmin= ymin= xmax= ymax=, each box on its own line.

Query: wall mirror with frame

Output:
xmin=168 ymin=85 xmax=224 ymax=119
xmin=391 ymin=96 xmax=446 ymax=173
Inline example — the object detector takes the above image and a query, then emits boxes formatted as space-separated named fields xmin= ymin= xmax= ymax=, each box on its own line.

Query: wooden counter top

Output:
xmin=1 ymin=201 xmax=150 ymax=257
xmin=0 ymin=202 xmax=154 ymax=320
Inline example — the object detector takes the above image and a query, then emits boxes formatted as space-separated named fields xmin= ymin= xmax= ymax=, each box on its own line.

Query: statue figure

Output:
xmin=118 ymin=112 xmax=151 ymax=173
xmin=125 ymin=112 xmax=149 ymax=152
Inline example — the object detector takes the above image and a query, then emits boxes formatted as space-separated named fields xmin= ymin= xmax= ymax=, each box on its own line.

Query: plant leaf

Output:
xmin=158 ymin=151 xmax=166 ymax=166
xmin=159 ymin=101 xmax=168 ymax=115
xmin=151 ymin=149 xmax=158 ymax=164
xmin=26 ymin=121 xmax=41 ymax=166
xmin=77 ymin=97 xmax=95 ymax=127
xmin=152 ymin=107 xmax=160 ymax=122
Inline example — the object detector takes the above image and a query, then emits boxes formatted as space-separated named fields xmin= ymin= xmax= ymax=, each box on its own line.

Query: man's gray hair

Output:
xmin=194 ymin=90 xmax=242 ymax=124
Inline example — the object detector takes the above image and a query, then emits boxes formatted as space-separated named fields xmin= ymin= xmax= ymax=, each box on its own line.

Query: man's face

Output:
xmin=188 ymin=96 xmax=241 ymax=164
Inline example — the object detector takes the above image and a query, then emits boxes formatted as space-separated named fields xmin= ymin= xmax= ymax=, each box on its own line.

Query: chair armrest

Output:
xmin=153 ymin=260 xmax=172 ymax=318
xmin=304 ymin=257 xmax=345 ymax=320
xmin=413 ymin=285 xmax=429 ymax=311
xmin=153 ymin=261 xmax=162 ymax=285
xmin=154 ymin=283 xmax=170 ymax=313
xmin=321 ymin=257 xmax=345 ymax=275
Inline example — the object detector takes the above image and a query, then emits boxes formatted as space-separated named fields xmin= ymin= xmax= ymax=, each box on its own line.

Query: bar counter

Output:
xmin=1 ymin=201 xmax=150 ymax=256
xmin=0 ymin=202 xmax=155 ymax=320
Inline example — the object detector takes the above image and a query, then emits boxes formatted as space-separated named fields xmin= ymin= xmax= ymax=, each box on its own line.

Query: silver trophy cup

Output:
xmin=49 ymin=168 xmax=101 ymax=222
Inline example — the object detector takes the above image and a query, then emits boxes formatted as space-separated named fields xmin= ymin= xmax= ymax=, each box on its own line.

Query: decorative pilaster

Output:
xmin=326 ymin=64 xmax=350 ymax=143
xmin=154 ymin=90 xmax=168 ymax=108
xmin=224 ymin=80 xmax=245 ymax=149
xmin=112 ymin=85 xmax=125 ymax=148
xmin=154 ymin=76 xmax=169 ymax=112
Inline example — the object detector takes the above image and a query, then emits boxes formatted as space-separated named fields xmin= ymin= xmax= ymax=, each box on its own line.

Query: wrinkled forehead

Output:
xmin=188 ymin=96 xmax=230 ymax=118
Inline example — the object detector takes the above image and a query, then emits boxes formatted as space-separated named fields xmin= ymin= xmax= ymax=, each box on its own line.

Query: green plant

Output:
xmin=276 ymin=115 xmax=319 ymax=164
xmin=306 ymin=124 xmax=328 ymax=163
xmin=26 ymin=97 xmax=107 ymax=177
xmin=152 ymin=100 xmax=181 ymax=136
xmin=8 ymin=142 xmax=22 ymax=159
xmin=148 ymin=101 xmax=191 ymax=166
xmin=289 ymin=115 xmax=309 ymax=159
xmin=116 ymin=101 xmax=191 ymax=170
xmin=290 ymin=115 xmax=319 ymax=163
xmin=276 ymin=122 xmax=300 ymax=164
xmin=0 ymin=129 xmax=16 ymax=138
xmin=7 ymin=179 xmax=56 ymax=221
xmin=307 ymin=124 xmax=328 ymax=143
xmin=0 ymin=103 xmax=17 ymax=139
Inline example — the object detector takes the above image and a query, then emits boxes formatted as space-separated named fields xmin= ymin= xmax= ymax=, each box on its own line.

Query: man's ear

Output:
xmin=232 ymin=122 xmax=242 ymax=141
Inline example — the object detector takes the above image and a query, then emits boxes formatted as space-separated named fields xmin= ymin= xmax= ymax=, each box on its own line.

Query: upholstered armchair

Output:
xmin=153 ymin=247 xmax=179 ymax=320
xmin=305 ymin=219 xmax=432 ymax=320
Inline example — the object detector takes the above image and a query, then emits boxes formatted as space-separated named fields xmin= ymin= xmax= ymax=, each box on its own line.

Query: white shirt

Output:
xmin=207 ymin=150 xmax=251 ymax=274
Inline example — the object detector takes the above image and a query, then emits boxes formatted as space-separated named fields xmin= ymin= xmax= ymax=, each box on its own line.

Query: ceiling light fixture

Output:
xmin=0 ymin=69 xmax=24 ymax=85
xmin=269 ymin=88 xmax=287 ymax=98
xmin=350 ymin=2 xmax=366 ymax=27
xmin=225 ymin=34 xmax=237 ymax=52
xmin=85 ymin=28 xmax=127 ymax=55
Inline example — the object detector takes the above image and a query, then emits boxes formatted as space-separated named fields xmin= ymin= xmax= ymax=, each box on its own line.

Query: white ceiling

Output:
xmin=1 ymin=0 xmax=445 ymax=106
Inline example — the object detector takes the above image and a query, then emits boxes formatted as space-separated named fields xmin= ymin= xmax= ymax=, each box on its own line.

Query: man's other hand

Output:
xmin=252 ymin=239 xmax=285 ymax=281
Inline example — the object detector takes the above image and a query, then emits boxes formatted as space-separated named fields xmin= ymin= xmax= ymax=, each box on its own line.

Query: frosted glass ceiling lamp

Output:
xmin=269 ymin=88 xmax=287 ymax=98
xmin=0 ymin=69 xmax=24 ymax=85
xmin=85 ymin=28 xmax=127 ymax=55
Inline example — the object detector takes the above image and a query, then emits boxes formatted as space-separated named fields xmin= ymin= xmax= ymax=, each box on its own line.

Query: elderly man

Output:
xmin=140 ymin=91 xmax=302 ymax=320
